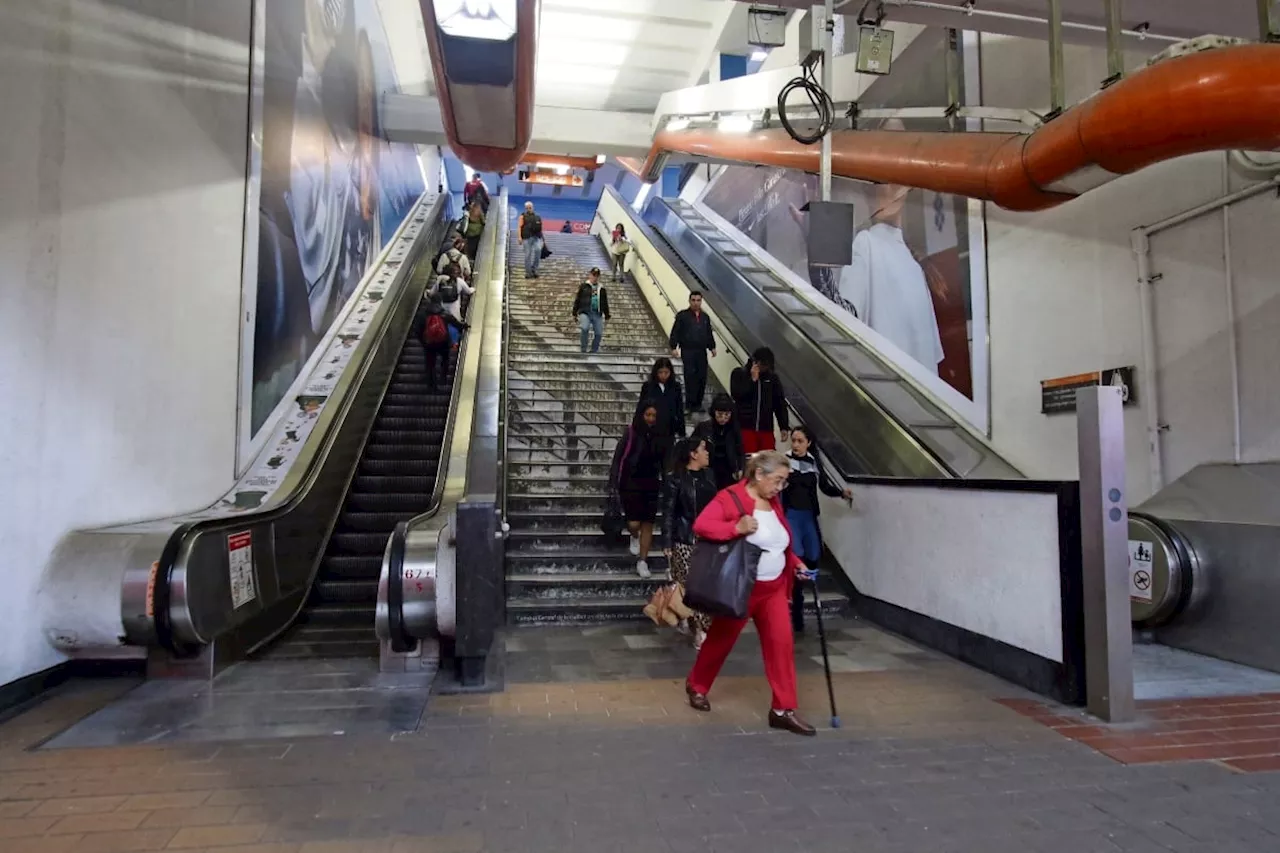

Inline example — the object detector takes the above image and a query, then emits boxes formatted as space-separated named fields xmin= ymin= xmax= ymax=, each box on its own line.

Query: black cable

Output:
xmin=777 ymin=60 xmax=834 ymax=146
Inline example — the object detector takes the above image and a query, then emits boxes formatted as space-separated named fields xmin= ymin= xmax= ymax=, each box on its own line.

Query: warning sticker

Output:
xmin=1129 ymin=540 xmax=1154 ymax=603
xmin=228 ymin=531 xmax=257 ymax=610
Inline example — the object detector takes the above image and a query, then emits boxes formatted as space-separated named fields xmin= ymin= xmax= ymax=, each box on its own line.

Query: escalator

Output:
xmin=262 ymin=298 xmax=455 ymax=660
xmin=630 ymin=191 xmax=1021 ymax=481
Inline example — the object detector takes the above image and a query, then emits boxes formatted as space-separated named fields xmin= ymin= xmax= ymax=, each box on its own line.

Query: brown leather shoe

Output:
xmin=768 ymin=709 xmax=816 ymax=736
xmin=685 ymin=681 xmax=711 ymax=712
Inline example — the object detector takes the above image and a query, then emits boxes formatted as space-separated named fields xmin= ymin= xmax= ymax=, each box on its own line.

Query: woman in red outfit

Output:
xmin=684 ymin=450 xmax=816 ymax=736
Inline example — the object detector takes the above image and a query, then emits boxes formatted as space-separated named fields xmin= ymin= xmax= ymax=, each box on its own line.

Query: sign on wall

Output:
xmin=1041 ymin=366 xmax=1137 ymax=414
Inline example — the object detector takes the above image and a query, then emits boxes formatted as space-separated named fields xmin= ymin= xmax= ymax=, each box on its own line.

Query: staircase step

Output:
xmin=506 ymin=572 xmax=664 ymax=601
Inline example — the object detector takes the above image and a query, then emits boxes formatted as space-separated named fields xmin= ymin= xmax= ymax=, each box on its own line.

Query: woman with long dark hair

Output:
xmin=661 ymin=436 xmax=718 ymax=648
xmin=636 ymin=356 xmax=685 ymax=439
xmin=611 ymin=400 xmax=670 ymax=579
xmin=783 ymin=425 xmax=851 ymax=633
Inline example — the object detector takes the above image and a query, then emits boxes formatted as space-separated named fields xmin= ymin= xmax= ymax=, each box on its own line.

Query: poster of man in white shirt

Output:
xmin=837 ymin=180 xmax=945 ymax=376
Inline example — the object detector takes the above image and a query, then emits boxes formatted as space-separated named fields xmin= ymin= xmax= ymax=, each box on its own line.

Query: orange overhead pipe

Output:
xmin=641 ymin=44 xmax=1280 ymax=211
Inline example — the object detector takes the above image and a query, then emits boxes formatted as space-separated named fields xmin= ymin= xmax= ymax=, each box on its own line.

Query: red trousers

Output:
xmin=741 ymin=429 xmax=776 ymax=454
xmin=688 ymin=575 xmax=798 ymax=710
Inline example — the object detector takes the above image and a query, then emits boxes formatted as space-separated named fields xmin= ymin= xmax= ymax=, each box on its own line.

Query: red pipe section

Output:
xmin=642 ymin=44 xmax=1280 ymax=211
xmin=419 ymin=0 xmax=537 ymax=173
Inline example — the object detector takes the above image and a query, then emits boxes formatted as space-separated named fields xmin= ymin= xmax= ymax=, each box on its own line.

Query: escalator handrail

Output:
xmin=155 ymin=194 xmax=450 ymax=650
xmin=643 ymin=194 xmax=965 ymax=478
xmin=681 ymin=197 xmax=1018 ymax=477
xmin=378 ymin=190 xmax=510 ymax=645
xmin=598 ymin=187 xmax=853 ymax=490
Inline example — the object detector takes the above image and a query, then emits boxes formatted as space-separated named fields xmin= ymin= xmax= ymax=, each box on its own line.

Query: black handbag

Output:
xmin=540 ymin=243 xmax=553 ymax=260
xmin=684 ymin=491 xmax=759 ymax=619
xmin=601 ymin=488 xmax=626 ymax=538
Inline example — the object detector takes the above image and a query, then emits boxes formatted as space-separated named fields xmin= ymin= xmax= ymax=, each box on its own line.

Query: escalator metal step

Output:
xmin=311 ymin=579 xmax=379 ymax=604
xmin=345 ymin=491 xmax=435 ymax=512
xmin=358 ymin=459 xmax=438 ymax=477
xmin=339 ymin=511 xmax=423 ymax=533
xmin=321 ymin=555 xmax=384 ymax=579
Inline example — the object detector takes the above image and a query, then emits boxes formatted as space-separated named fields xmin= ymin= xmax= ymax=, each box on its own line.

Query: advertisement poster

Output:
xmin=250 ymin=0 xmax=425 ymax=437
xmin=701 ymin=165 xmax=977 ymax=399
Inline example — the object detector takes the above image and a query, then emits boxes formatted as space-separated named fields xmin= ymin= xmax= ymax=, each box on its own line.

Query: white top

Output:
xmin=431 ymin=277 xmax=476 ymax=322
xmin=746 ymin=508 xmax=789 ymax=582
xmin=436 ymin=248 xmax=472 ymax=279
xmin=837 ymin=223 xmax=944 ymax=374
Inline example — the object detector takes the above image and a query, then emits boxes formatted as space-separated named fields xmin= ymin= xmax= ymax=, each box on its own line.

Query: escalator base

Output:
xmin=36 ymin=658 xmax=435 ymax=748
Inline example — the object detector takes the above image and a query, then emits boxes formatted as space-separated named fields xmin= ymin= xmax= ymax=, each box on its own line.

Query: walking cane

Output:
xmin=810 ymin=576 xmax=841 ymax=728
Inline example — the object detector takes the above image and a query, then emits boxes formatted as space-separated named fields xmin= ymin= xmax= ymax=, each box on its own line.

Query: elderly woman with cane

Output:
xmin=683 ymin=450 xmax=818 ymax=736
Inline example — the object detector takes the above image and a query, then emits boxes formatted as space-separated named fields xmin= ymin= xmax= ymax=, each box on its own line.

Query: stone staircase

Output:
xmin=505 ymin=231 xmax=677 ymax=624
xmin=503 ymin=229 xmax=848 ymax=625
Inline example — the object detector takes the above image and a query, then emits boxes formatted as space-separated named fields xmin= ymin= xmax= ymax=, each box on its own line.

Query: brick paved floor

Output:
xmin=3 ymin=618 xmax=1280 ymax=853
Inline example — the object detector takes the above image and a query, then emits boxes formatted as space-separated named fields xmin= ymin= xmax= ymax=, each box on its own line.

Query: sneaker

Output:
xmin=636 ymin=560 xmax=651 ymax=579
xmin=629 ymin=535 xmax=640 ymax=556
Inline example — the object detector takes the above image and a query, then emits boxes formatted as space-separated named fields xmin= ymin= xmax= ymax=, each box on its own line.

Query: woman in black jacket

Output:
xmin=693 ymin=393 xmax=744 ymax=489
xmin=611 ymin=401 xmax=670 ymax=579
xmin=636 ymin=357 xmax=686 ymax=438
xmin=783 ymin=425 xmax=852 ymax=632
xmin=661 ymin=436 xmax=719 ymax=648
xmin=730 ymin=346 xmax=790 ymax=453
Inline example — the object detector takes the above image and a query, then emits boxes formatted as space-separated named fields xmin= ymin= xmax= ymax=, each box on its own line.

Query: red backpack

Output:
xmin=423 ymin=313 xmax=449 ymax=345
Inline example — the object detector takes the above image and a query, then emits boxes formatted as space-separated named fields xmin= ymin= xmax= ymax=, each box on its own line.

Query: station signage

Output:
xmin=1040 ymin=366 xmax=1137 ymax=414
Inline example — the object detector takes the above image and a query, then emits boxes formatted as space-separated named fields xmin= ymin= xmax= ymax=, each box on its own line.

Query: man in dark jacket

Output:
xmin=730 ymin=347 xmax=790 ymax=453
xmin=572 ymin=267 xmax=610 ymax=353
xmin=669 ymin=290 xmax=717 ymax=413
xmin=519 ymin=201 xmax=544 ymax=278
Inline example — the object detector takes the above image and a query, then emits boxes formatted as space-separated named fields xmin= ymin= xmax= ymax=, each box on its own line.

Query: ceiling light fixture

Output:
xmin=717 ymin=114 xmax=754 ymax=133
xmin=666 ymin=117 xmax=691 ymax=132
xmin=434 ymin=0 xmax=517 ymax=41
xmin=750 ymin=49 xmax=769 ymax=62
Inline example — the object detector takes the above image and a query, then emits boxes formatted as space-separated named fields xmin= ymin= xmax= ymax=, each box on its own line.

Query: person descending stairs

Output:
xmin=503 ymin=227 xmax=693 ymax=624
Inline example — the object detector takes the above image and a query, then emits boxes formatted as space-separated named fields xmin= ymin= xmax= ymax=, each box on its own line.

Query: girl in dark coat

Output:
xmin=636 ymin=357 xmax=686 ymax=438
xmin=693 ymin=393 xmax=745 ymax=490
xmin=611 ymin=401 xmax=670 ymax=579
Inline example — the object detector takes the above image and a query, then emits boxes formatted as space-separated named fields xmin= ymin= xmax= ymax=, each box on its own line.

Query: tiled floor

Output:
xmin=3 ymin=618 xmax=1280 ymax=853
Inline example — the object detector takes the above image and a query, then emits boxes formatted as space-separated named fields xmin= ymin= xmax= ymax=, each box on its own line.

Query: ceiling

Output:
xmin=377 ymin=0 xmax=746 ymax=116
xmin=747 ymin=0 xmax=1266 ymax=44
xmin=535 ymin=0 xmax=740 ymax=112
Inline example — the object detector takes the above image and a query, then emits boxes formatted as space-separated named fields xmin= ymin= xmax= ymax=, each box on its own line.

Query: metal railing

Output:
xmin=377 ymin=191 xmax=509 ymax=658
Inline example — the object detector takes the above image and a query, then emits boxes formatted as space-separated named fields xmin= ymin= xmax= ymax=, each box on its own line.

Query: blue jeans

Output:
xmin=786 ymin=508 xmax=821 ymax=630
xmin=523 ymin=237 xmax=542 ymax=276
xmin=578 ymin=312 xmax=605 ymax=352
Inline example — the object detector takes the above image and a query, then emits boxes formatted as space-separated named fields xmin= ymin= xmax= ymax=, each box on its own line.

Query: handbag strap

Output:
xmin=726 ymin=488 xmax=749 ymax=521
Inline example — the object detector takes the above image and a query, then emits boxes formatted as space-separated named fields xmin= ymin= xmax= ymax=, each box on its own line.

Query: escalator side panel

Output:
xmin=640 ymin=200 xmax=949 ymax=479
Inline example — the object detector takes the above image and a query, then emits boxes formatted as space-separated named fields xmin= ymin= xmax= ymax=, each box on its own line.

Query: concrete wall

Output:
xmin=979 ymin=34 xmax=1274 ymax=502
xmin=0 ymin=0 xmax=252 ymax=687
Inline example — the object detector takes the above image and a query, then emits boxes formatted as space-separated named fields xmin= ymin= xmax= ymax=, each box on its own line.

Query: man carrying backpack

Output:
xmin=464 ymin=173 xmax=490 ymax=213
xmin=421 ymin=294 xmax=467 ymax=391
xmin=431 ymin=261 xmax=475 ymax=346
xmin=519 ymin=201 xmax=544 ymax=279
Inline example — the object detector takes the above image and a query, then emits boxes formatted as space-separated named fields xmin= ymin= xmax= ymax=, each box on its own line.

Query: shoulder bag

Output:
xmin=684 ymin=491 xmax=759 ymax=619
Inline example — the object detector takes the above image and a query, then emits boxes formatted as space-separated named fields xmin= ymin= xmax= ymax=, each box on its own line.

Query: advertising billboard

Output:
xmin=245 ymin=0 xmax=425 ymax=444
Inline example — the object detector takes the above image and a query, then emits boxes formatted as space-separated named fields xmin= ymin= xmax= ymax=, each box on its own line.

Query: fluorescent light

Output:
xmin=666 ymin=117 xmax=691 ymax=132
xmin=596 ymin=154 xmax=606 ymax=165
xmin=717 ymin=115 xmax=754 ymax=134
xmin=434 ymin=0 xmax=517 ymax=41
xmin=750 ymin=49 xmax=769 ymax=62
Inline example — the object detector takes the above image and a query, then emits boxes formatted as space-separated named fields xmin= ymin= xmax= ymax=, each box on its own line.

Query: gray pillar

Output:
xmin=1076 ymin=385 xmax=1135 ymax=722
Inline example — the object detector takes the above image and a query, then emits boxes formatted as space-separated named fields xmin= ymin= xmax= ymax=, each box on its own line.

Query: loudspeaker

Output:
xmin=805 ymin=200 xmax=855 ymax=267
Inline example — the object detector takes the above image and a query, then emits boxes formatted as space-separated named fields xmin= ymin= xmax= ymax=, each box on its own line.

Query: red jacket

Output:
xmin=692 ymin=481 xmax=804 ymax=577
